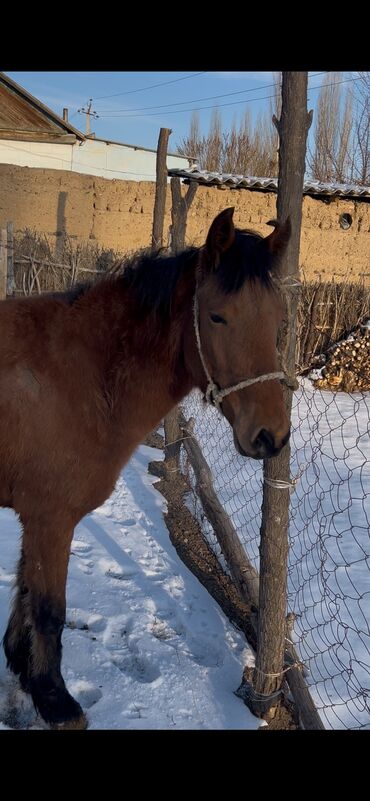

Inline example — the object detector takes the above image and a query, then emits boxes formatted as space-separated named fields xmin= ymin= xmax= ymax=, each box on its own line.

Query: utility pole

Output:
xmin=77 ymin=99 xmax=99 ymax=135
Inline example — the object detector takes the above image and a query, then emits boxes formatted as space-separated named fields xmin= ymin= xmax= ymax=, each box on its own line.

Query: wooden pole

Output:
xmin=0 ymin=228 xmax=7 ymax=300
xmin=163 ymin=410 xmax=182 ymax=475
xmin=180 ymin=414 xmax=260 ymax=608
xmin=162 ymin=177 xmax=198 ymax=471
xmin=7 ymin=221 xmax=14 ymax=296
xmin=170 ymin=177 xmax=197 ymax=253
xmin=152 ymin=128 xmax=172 ymax=250
xmin=247 ymin=73 xmax=323 ymax=727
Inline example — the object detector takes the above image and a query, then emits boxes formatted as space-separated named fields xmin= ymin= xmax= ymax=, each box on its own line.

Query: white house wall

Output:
xmin=0 ymin=137 xmax=190 ymax=181
xmin=0 ymin=139 xmax=73 ymax=171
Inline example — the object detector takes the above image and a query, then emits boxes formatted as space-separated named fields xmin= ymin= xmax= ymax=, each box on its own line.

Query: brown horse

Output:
xmin=0 ymin=207 xmax=290 ymax=728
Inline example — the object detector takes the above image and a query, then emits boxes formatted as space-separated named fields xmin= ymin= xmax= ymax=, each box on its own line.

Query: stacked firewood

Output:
xmin=313 ymin=326 xmax=370 ymax=392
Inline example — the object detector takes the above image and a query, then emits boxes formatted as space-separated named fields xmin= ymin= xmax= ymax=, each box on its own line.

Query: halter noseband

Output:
xmin=193 ymin=293 xmax=284 ymax=413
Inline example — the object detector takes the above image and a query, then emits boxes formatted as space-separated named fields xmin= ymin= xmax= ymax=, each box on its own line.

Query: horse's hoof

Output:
xmin=30 ymin=677 xmax=87 ymax=729
xmin=52 ymin=712 xmax=88 ymax=730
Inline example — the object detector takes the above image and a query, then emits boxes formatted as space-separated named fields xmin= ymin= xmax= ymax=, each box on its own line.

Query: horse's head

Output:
xmin=195 ymin=207 xmax=291 ymax=460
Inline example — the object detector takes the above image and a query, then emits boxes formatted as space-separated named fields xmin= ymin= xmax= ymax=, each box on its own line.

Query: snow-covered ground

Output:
xmin=0 ymin=445 xmax=260 ymax=731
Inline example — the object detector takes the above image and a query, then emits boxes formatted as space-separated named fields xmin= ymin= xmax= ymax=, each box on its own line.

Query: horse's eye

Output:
xmin=210 ymin=313 xmax=227 ymax=325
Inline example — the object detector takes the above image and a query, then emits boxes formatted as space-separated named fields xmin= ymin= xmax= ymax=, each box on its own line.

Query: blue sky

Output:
xmin=6 ymin=71 xmax=352 ymax=153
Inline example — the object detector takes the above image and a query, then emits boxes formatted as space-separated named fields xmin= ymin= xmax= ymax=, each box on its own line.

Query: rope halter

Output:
xmin=193 ymin=293 xmax=285 ymax=413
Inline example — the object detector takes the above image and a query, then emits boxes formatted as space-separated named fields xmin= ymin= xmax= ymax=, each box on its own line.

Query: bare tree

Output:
xmin=178 ymin=109 xmax=223 ymax=172
xmin=350 ymin=72 xmax=370 ymax=186
xmin=207 ymin=109 xmax=223 ymax=171
xmin=177 ymin=73 xmax=369 ymax=186
xmin=185 ymin=112 xmax=201 ymax=160
xmin=177 ymin=77 xmax=282 ymax=178
xmin=308 ymin=72 xmax=353 ymax=182
xmin=336 ymin=91 xmax=353 ymax=182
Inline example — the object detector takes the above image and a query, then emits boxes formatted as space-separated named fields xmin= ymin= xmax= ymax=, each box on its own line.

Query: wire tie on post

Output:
xmin=263 ymin=476 xmax=297 ymax=492
xmin=263 ymin=462 xmax=307 ymax=494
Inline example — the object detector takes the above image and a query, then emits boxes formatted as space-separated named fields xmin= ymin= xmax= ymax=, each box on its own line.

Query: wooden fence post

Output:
xmin=180 ymin=413 xmax=260 ymax=608
xmin=170 ymin=177 xmax=197 ymax=253
xmin=244 ymin=73 xmax=324 ymax=728
xmin=7 ymin=221 xmax=14 ymax=296
xmin=152 ymin=128 xmax=172 ymax=250
xmin=0 ymin=228 xmax=7 ymax=299
xmin=163 ymin=175 xmax=197 ymax=473
xmin=150 ymin=127 xmax=180 ymax=473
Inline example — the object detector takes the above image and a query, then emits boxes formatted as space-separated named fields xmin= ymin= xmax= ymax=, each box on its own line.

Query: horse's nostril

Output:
xmin=254 ymin=428 xmax=290 ymax=456
xmin=254 ymin=428 xmax=276 ymax=456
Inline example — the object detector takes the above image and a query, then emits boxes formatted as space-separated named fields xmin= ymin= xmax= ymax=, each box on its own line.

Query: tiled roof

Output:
xmin=168 ymin=167 xmax=370 ymax=199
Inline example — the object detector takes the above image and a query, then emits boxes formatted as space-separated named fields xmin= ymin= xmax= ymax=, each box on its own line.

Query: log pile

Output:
xmin=313 ymin=326 xmax=370 ymax=392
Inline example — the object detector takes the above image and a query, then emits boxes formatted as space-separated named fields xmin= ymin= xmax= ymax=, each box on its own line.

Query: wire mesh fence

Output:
xmin=181 ymin=379 xmax=370 ymax=729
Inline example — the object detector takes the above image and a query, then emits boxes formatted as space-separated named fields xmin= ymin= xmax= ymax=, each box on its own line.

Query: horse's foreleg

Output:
xmin=8 ymin=515 xmax=86 ymax=729
xmin=3 ymin=548 xmax=32 ymax=691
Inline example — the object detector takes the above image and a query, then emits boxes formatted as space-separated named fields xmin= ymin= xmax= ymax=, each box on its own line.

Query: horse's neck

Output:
xmin=95 ymin=277 xmax=200 ymax=435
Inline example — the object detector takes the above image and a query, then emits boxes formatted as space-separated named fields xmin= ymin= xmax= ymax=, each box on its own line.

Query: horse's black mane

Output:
xmin=117 ymin=229 xmax=273 ymax=313
xmin=62 ymin=229 xmax=273 ymax=313
xmin=216 ymin=228 xmax=274 ymax=294
xmin=119 ymin=245 xmax=198 ymax=314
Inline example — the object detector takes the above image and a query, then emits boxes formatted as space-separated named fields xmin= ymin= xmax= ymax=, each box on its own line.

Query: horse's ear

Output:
xmin=205 ymin=207 xmax=235 ymax=267
xmin=263 ymin=217 xmax=291 ymax=267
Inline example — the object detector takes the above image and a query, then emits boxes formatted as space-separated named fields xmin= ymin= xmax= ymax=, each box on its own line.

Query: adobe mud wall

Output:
xmin=0 ymin=163 xmax=369 ymax=281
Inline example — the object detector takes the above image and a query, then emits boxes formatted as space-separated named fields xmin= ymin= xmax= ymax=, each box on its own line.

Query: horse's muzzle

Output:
xmin=234 ymin=428 xmax=290 ymax=460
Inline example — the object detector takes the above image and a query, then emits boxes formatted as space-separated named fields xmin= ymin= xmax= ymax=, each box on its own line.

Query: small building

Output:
xmin=0 ymin=72 xmax=192 ymax=181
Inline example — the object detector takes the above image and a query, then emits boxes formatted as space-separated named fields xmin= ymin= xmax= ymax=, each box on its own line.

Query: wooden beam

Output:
xmin=0 ymin=228 xmax=7 ymax=299
xmin=179 ymin=413 xmax=260 ymax=608
xmin=0 ymin=131 xmax=77 ymax=144
xmin=6 ymin=221 xmax=14 ymax=296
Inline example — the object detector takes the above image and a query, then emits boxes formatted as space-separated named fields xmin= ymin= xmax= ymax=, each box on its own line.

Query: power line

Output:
xmin=99 ymin=93 xmax=277 ymax=118
xmin=96 ymin=73 xmax=327 ymax=115
xmin=307 ymin=75 xmax=365 ymax=102
xmin=93 ymin=72 xmax=208 ymax=101
xmin=97 ymin=75 xmax=365 ymax=120
xmin=97 ymin=86 xmax=277 ymax=114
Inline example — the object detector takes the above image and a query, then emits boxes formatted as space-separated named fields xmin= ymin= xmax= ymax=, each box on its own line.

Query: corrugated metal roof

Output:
xmin=0 ymin=72 xmax=85 ymax=141
xmin=168 ymin=167 xmax=370 ymax=199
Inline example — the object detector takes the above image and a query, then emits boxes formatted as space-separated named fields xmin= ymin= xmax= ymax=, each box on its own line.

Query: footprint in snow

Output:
xmin=76 ymin=561 xmax=93 ymax=575
xmin=68 ymin=680 xmax=103 ymax=710
xmin=66 ymin=608 xmax=106 ymax=633
xmin=103 ymin=617 xmax=161 ymax=684
xmin=99 ymin=557 xmax=137 ymax=580
xmin=71 ymin=540 xmax=92 ymax=555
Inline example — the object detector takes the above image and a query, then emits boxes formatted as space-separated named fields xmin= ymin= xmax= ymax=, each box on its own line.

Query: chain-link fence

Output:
xmin=181 ymin=380 xmax=370 ymax=729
